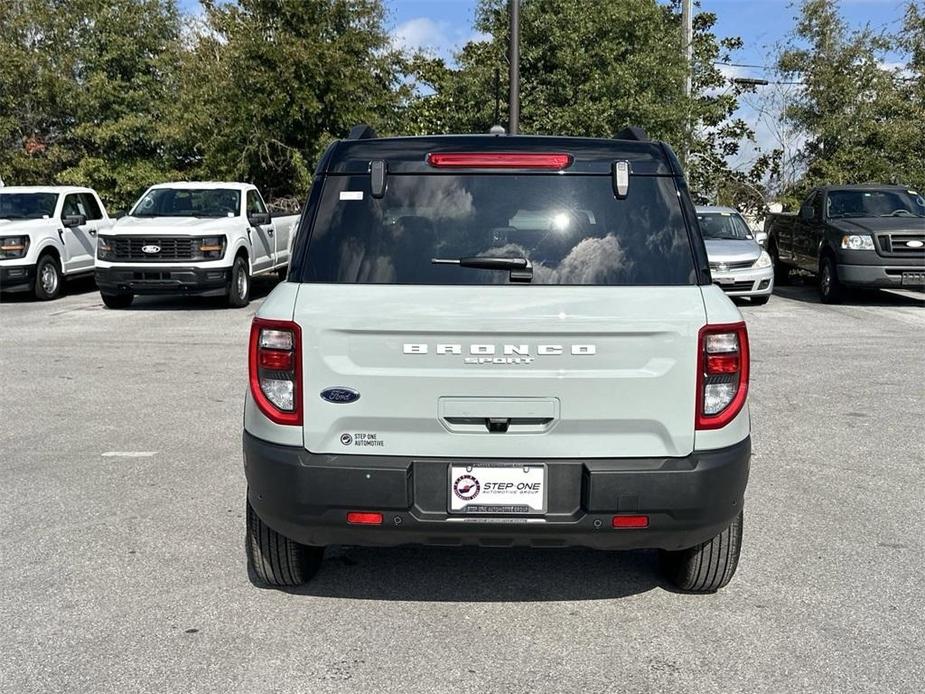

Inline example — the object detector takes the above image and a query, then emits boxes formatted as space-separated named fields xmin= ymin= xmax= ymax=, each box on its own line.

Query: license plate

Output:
xmin=715 ymin=276 xmax=735 ymax=285
xmin=448 ymin=464 xmax=546 ymax=514
xmin=901 ymin=272 xmax=925 ymax=286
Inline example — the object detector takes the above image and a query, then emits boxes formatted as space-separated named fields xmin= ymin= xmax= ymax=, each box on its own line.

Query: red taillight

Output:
xmin=696 ymin=322 xmax=749 ymax=430
xmin=612 ymin=515 xmax=649 ymax=528
xmin=248 ymin=318 xmax=302 ymax=426
xmin=426 ymin=152 xmax=573 ymax=170
xmin=259 ymin=349 xmax=294 ymax=370
xmin=347 ymin=512 xmax=383 ymax=525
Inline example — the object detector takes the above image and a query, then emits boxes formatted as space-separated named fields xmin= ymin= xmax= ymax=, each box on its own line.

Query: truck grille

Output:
xmin=877 ymin=233 xmax=925 ymax=258
xmin=110 ymin=237 xmax=196 ymax=262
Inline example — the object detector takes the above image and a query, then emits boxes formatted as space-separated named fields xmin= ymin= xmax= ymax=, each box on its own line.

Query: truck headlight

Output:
xmin=0 ymin=236 xmax=30 ymax=259
xmin=841 ymin=234 xmax=874 ymax=251
xmin=97 ymin=235 xmax=116 ymax=260
xmin=194 ymin=236 xmax=226 ymax=260
xmin=752 ymin=251 xmax=771 ymax=269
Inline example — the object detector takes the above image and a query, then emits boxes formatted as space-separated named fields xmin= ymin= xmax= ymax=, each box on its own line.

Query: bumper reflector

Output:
xmin=347 ymin=512 xmax=383 ymax=526
xmin=612 ymin=515 xmax=649 ymax=529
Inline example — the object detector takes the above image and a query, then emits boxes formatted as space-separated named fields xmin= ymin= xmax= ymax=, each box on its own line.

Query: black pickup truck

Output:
xmin=765 ymin=184 xmax=925 ymax=302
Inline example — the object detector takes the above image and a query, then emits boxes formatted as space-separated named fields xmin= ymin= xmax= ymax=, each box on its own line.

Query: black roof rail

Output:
xmin=347 ymin=124 xmax=378 ymax=140
xmin=616 ymin=126 xmax=649 ymax=142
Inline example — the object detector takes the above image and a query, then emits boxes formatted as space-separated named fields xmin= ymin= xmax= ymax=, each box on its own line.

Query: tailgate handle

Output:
xmin=444 ymin=416 xmax=554 ymax=433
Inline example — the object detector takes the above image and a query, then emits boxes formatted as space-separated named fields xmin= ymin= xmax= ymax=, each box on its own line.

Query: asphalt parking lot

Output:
xmin=1 ymin=279 xmax=923 ymax=694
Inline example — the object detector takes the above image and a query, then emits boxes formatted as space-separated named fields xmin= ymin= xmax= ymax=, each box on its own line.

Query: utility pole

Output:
xmin=508 ymin=0 xmax=520 ymax=134
xmin=681 ymin=0 xmax=693 ymax=97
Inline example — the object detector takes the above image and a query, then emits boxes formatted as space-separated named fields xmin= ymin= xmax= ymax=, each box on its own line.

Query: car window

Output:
xmin=300 ymin=174 xmax=696 ymax=286
xmin=131 ymin=188 xmax=241 ymax=218
xmin=62 ymin=194 xmax=86 ymax=219
xmin=79 ymin=193 xmax=103 ymax=220
xmin=247 ymin=190 xmax=268 ymax=216
xmin=826 ymin=189 xmax=925 ymax=219
xmin=697 ymin=213 xmax=752 ymax=240
xmin=0 ymin=193 xmax=58 ymax=219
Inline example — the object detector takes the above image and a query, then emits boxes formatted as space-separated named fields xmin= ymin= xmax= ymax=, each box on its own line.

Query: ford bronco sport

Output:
xmin=243 ymin=126 xmax=751 ymax=593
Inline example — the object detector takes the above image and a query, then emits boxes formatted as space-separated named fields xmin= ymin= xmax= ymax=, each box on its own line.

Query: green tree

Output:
xmin=776 ymin=0 xmax=925 ymax=200
xmin=403 ymin=0 xmax=761 ymax=206
xmin=175 ymin=0 xmax=408 ymax=201
xmin=0 ymin=0 xmax=185 ymax=209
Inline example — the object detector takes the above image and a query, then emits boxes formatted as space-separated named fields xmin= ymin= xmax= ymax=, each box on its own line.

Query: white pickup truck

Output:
xmin=95 ymin=182 xmax=300 ymax=308
xmin=0 ymin=186 xmax=113 ymax=300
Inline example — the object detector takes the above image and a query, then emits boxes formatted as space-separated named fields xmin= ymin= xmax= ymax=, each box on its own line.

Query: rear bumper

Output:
xmin=95 ymin=266 xmax=229 ymax=296
xmin=244 ymin=431 xmax=751 ymax=551
xmin=0 ymin=263 xmax=36 ymax=292
xmin=837 ymin=263 xmax=925 ymax=288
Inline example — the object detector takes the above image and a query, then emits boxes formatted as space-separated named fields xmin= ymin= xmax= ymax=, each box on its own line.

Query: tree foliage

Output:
xmin=173 ymin=0 xmax=409 ymax=200
xmin=1 ymin=0 xmax=922 ymax=213
xmin=775 ymin=0 xmax=925 ymax=205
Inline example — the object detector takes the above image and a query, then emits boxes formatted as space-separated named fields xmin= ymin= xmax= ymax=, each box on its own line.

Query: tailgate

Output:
xmin=295 ymin=284 xmax=705 ymax=458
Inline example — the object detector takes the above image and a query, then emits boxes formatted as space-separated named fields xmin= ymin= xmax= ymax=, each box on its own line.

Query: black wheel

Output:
xmin=770 ymin=243 xmax=790 ymax=285
xmin=819 ymin=255 xmax=843 ymax=304
xmin=100 ymin=292 xmax=133 ymax=309
xmin=246 ymin=498 xmax=323 ymax=587
xmin=751 ymin=295 xmax=770 ymax=306
xmin=661 ymin=511 xmax=743 ymax=593
xmin=227 ymin=255 xmax=251 ymax=307
xmin=33 ymin=253 xmax=62 ymax=300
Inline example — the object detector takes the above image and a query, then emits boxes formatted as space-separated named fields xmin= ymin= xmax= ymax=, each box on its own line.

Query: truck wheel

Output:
xmin=227 ymin=256 xmax=250 ymax=308
xmin=34 ymin=253 xmax=62 ymax=300
xmin=660 ymin=511 xmax=743 ymax=593
xmin=246 ymin=498 xmax=323 ymax=587
xmin=819 ymin=255 xmax=843 ymax=304
xmin=101 ymin=292 xmax=134 ymax=309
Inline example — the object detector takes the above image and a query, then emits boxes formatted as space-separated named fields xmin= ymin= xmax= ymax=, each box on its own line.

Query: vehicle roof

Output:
xmin=322 ymin=134 xmax=678 ymax=176
xmin=147 ymin=181 xmax=255 ymax=191
xmin=816 ymin=184 xmax=912 ymax=192
xmin=695 ymin=205 xmax=742 ymax=214
xmin=0 ymin=185 xmax=97 ymax=195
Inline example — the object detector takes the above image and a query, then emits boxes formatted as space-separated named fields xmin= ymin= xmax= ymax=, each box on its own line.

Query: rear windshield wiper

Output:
xmin=432 ymin=256 xmax=533 ymax=282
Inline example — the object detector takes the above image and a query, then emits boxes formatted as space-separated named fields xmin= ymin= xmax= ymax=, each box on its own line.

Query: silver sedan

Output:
xmin=696 ymin=206 xmax=774 ymax=305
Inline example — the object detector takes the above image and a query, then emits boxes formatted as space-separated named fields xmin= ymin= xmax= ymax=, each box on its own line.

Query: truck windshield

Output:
xmin=0 ymin=193 xmax=58 ymax=219
xmin=697 ymin=213 xmax=752 ymax=240
xmin=131 ymin=188 xmax=241 ymax=218
xmin=827 ymin=189 xmax=925 ymax=219
xmin=300 ymin=175 xmax=696 ymax=285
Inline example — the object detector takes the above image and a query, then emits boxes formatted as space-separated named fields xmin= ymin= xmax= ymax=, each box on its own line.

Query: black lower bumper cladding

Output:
xmin=244 ymin=431 xmax=751 ymax=552
xmin=95 ymin=266 xmax=228 ymax=296
xmin=0 ymin=264 xmax=36 ymax=292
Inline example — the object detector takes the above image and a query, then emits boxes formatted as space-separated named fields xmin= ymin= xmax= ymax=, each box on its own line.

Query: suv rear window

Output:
xmin=300 ymin=175 xmax=696 ymax=285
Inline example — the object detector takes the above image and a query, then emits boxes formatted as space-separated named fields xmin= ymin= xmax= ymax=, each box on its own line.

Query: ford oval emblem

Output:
xmin=320 ymin=387 xmax=360 ymax=404
xmin=142 ymin=244 xmax=161 ymax=254
xmin=905 ymin=240 xmax=924 ymax=248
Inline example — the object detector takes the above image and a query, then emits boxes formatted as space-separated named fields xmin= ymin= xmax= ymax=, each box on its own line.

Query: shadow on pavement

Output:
xmin=115 ymin=275 xmax=281 ymax=311
xmin=773 ymin=281 xmax=924 ymax=307
xmin=262 ymin=546 xmax=670 ymax=602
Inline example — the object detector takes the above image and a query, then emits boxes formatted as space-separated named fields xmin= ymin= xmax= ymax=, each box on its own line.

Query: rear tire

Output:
xmin=751 ymin=296 xmax=770 ymax=306
xmin=100 ymin=292 xmax=134 ymax=309
xmin=33 ymin=253 xmax=62 ymax=300
xmin=246 ymin=498 xmax=323 ymax=587
xmin=819 ymin=255 xmax=843 ymax=304
xmin=227 ymin=255 xmax=250 ymax=307
xmin=661 ymin=511 xmax=743 ymax=593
